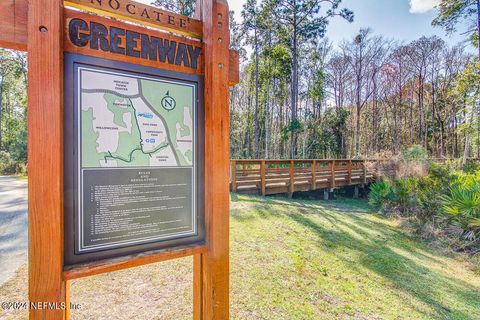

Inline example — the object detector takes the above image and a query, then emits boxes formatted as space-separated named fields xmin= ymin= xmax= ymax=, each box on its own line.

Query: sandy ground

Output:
xmin=0 ymin=176 xmax=27 ymax=286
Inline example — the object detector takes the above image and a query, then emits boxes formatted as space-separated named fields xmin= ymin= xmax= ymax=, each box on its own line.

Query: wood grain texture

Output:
xmin=28 ymin=0 xmax=67 ymax=318
xmin=0 ymin=0 xmax=28 ymax=50
xmin=63 ymin=245 xmax=207 ymax=280
xmin=65 ymin=0 xmax=203 ymax=38
xmin=193 ymin=253 xmax=204 ymax=320
xmin=198 ymin=0 xmax=231 ymax=318
xmin=63 ymin=9 xmax=204 ymax=75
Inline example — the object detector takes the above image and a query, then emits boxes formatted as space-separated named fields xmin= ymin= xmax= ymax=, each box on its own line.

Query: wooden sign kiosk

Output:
xmin=1 ymin=0 xmax=238 ymax=318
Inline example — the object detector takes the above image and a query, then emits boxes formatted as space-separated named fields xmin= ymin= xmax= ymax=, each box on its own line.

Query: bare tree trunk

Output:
xmin=265 ymin=79 xmax=271 ymax=159
xmin=440 ymin=121 xmax=445 ymax=158
xmin=463 ymin=135 xmax=471 ymax=165
xmin=253 ymin=27 xmax=260 ymax=159
xmin=355 ymin=104 xmax=361 ymax=157
xmin=431 ymin=82 xmax=437 ymax=156
xmin=280 ymin=96 xmax=285 ymax=158
xmin=418 ymin=75 xmax=426 ymax=148
xmin=477 ymin=0 xmax=480 ymax=60
xmin=410 ymin=97 xmax=414 ymax=144
xmin=463 ymin=104 xmax=475 ymax=165
xmin=290 ymin=20 xmax=298 ymax=159
xmin=454 ymin=115 xmax=459 ymax=158
xmin=245 ymin=86 xmax=253 ymax=158
xmin=477 ymin=105 xmax=480 ymax=159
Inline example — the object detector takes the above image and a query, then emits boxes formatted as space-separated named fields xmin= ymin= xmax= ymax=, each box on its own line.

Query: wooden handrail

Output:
xmin=229 ymin=158 xmax=480 ymax=196
xmin=230 ymin=159 xmax=376 ymax=196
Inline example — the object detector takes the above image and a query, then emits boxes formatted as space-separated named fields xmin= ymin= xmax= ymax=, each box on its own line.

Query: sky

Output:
xmin=135 ymin=0 xmax=474 ymax=52
xmin=228 ymin=0 xmax=474 ymax=51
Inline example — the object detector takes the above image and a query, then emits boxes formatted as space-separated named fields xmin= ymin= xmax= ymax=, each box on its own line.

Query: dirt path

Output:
xmin=0 ymin=176 xmax=27 ymax=286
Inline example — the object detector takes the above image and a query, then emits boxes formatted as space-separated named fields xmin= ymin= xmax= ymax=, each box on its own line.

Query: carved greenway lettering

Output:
xmin=69 ymin=18 xmax=202 ymax=70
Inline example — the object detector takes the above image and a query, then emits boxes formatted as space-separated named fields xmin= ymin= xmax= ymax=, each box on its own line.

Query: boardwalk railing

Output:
xmin=230 ymin=159 xmax=376 ymax=196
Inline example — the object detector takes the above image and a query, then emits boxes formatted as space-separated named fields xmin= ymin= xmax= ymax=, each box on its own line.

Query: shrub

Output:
xmin=462 ymin=160 xmax=480 ymax=174
xmin=0 ymin=151 xmax=17 ymax=175
xmin=16 ymin=162 xmax=28 ymax=176
xmin=369 ymin=180 xmax=394 ymax=209
xmin=0 ymin=150 xmax=27 ymax=175
xmin=368 ymin=162 xmax=480 ymax=252
xmin=428 ymin=162 xmax=458 ymax=187
xmin=402 ymin=145 xmax=428 ymax=162
xmin=441 ymin=178 xmax=480 ymax=245
xmin=391 ymin=178 xmax=417 ymax=214
xmin=415 ymin=179 xmax=443 ymax=222
xmin=413 ymin=163 xmax=459 ymax=221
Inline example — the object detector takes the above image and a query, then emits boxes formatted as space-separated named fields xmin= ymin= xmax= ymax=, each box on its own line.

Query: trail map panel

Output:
xmin=64 ymin=54 xmax=203 ymax=263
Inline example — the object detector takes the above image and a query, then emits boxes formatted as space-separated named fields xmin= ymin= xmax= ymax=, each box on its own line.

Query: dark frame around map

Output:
xmin=64 ymin=53 xmax=205 ymax=265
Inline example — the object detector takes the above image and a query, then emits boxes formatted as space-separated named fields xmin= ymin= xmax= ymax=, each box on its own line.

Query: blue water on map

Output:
xmin=138 ymin=112 xmax=154 ymax=119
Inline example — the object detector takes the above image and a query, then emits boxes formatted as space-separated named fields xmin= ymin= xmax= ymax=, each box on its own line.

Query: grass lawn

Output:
xmin=1 ymin=194 xmax=479 ymax=319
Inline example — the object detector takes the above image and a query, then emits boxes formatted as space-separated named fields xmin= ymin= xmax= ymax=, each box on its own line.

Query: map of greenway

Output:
xmin=80 ymin=68 xmax=195 ymax=168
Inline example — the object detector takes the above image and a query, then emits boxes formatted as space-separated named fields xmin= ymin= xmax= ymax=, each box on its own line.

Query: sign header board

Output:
xmin=68 ymin=18 xmax=202 ymax=70
xmin=64 ymin=10 xmax=204 ymax=75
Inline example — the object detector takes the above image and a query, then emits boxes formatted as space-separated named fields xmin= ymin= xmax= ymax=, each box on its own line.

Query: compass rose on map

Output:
xmin=161 ymin=91 xmax=176 ymax=111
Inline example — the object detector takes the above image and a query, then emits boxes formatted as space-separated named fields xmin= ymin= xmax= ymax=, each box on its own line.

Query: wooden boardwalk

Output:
xmin=230 ymin=159 xmax=376 ymax=197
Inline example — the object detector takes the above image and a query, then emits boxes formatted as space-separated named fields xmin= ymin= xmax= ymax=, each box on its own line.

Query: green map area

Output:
xmin=140 ymin=79 xmax=194 ymax=166
xmin=80 ymin=70 xmax=194 ymax=168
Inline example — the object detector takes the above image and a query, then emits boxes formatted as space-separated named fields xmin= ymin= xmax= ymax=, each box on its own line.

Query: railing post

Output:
xmin=231 ymin=160 xmax=237 ymax=192
xmin=311 ymin=160 xmax=317 ymax=190
xmin=289 ymin=160 xmax=294 ymax=198
xmin=330 ymin=160 xmax=336 ymax=189
xmin=348 ymin=160 xmax=352 ymax=185
xmin=362 ymin=160 xmax=367 ymax=185
xmin=260 ymin=160 xmax=266 ymax=196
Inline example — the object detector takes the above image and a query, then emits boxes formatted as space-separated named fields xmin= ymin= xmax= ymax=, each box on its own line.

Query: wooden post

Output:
xmin=311 ymin=160 xmax=317 ymax=190
xmin=348 ymin=160 xmax=352 ymax=185
xmin=28 ymin=0 xmax=68 ymax=319
xmin=330 ymin=160 xmax=336 ymax=189
xmin=196 ymin=0 xmax=231 ymax=318
xmin=193 ymin=253 xmax=203 ymax=320
xmin=288 ymin=160 xmax=294 ymax=198
xmin=231 ymin=160 xmax=237 ymax=192
xmin=362 ymin=160 xmax=367 ymax=185
xmin=260 ymin=160 xmax=266 ymax=196
xmin=324 ymin=189 xmax=329 ymax=200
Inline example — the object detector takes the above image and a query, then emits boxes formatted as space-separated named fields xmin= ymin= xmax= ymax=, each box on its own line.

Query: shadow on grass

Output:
xmin=288 ymin=210 xmax=480 ymax=319
xmin=232 ymin=194 xmax=480 ymax=319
